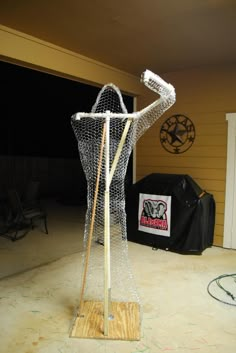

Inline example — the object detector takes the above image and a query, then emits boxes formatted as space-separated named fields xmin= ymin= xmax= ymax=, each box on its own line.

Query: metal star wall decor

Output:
xmin=160 ymin=114 xmax=195 ymax=154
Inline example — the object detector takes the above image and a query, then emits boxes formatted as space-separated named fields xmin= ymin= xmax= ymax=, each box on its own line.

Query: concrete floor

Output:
xmin=0 ymin=200 xmax=86 ymax=279
xmin=0 ymin=200 xmax=236 ymax=353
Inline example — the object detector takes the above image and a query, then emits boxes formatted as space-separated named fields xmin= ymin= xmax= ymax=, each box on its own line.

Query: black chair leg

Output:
xmin=3 ymin=226 xmax=30 ymax=242
xmin=44 ymin=218 xmax=48 ymax=234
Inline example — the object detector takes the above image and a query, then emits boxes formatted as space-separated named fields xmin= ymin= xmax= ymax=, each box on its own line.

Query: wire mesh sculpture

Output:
xmin=70 ymin=70 xmax=176 ymax=339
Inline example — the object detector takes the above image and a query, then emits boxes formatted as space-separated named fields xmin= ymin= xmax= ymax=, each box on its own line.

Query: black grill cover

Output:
xmin=126 ymin=173 xmax=215 ymax=254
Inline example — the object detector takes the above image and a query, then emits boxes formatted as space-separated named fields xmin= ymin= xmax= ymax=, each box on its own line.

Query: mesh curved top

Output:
xmin=91 ymin=83 xmax=128 ymax=114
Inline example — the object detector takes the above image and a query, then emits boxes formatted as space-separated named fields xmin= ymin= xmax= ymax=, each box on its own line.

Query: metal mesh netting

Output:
xmin=71 ymin=70 xmax=176 ymax=306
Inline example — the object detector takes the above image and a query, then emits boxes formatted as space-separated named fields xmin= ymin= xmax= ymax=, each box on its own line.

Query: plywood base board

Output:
xmin=70 ymin=300 xmax=140 ymax=340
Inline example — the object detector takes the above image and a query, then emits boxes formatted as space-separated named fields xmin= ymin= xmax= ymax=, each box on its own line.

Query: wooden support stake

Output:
xmin=104 ymin=113 xmax=111 ymax=336
xmin=109 ymin=118 xmax=132 ymax=186
xmin=78 ymin=123 xmax=106 ymax=314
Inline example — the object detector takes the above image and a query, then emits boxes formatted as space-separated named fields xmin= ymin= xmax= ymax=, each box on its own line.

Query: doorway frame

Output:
xmin=223 ymin=113 xmax=236 ymax=248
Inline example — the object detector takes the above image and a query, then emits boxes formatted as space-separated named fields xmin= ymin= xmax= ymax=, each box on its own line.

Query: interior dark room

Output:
xmin=0 ymin=60 xmax=133 ymax=205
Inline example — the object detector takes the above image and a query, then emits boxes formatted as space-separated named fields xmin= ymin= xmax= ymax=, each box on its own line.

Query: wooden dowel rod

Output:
xmin=104 ymin=113 xmax=111 ymax=336
xmin=109 ymin=118 xmax=132 ymax=186
xmin=78 ymin=123 xmax=106 ymax=314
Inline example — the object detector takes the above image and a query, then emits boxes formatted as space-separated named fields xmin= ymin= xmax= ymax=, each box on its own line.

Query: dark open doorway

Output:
xmin=0 ymin=60 xmax=134 ymax=203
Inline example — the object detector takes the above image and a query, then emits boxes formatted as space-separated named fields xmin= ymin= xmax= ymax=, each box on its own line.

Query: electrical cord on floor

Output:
xmin=207 ymin=273 xmax=236 ymax=306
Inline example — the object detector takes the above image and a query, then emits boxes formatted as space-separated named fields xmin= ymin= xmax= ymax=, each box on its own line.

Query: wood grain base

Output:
xmin=70 ymin=300 xmax=140 ymax=340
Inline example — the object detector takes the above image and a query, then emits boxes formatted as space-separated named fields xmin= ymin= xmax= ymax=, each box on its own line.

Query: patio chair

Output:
xmin=6 ymin=189 xmax=48 ymax=240
xmin=0 ymin=195 xmax=30 ymax=241
xmin=21 ymin=180 xmax=41 ymax=211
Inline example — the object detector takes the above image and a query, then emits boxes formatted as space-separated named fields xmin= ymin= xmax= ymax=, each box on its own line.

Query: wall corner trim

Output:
xmin=223 ymin=113 xmax=236 ymax=248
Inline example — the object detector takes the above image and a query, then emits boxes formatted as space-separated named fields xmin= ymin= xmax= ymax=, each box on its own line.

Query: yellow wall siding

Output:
xmin=214 ymin=235 xmax=224 ymax=247
xmin=136 ymin=65 xmax=236 ymax=247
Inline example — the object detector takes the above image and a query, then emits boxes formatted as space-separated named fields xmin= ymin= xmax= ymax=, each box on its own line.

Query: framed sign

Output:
xmin=160 ymin=114 xmax=195 ymax=153
xmin=138 ymin=193 xmax=171 ymax=237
